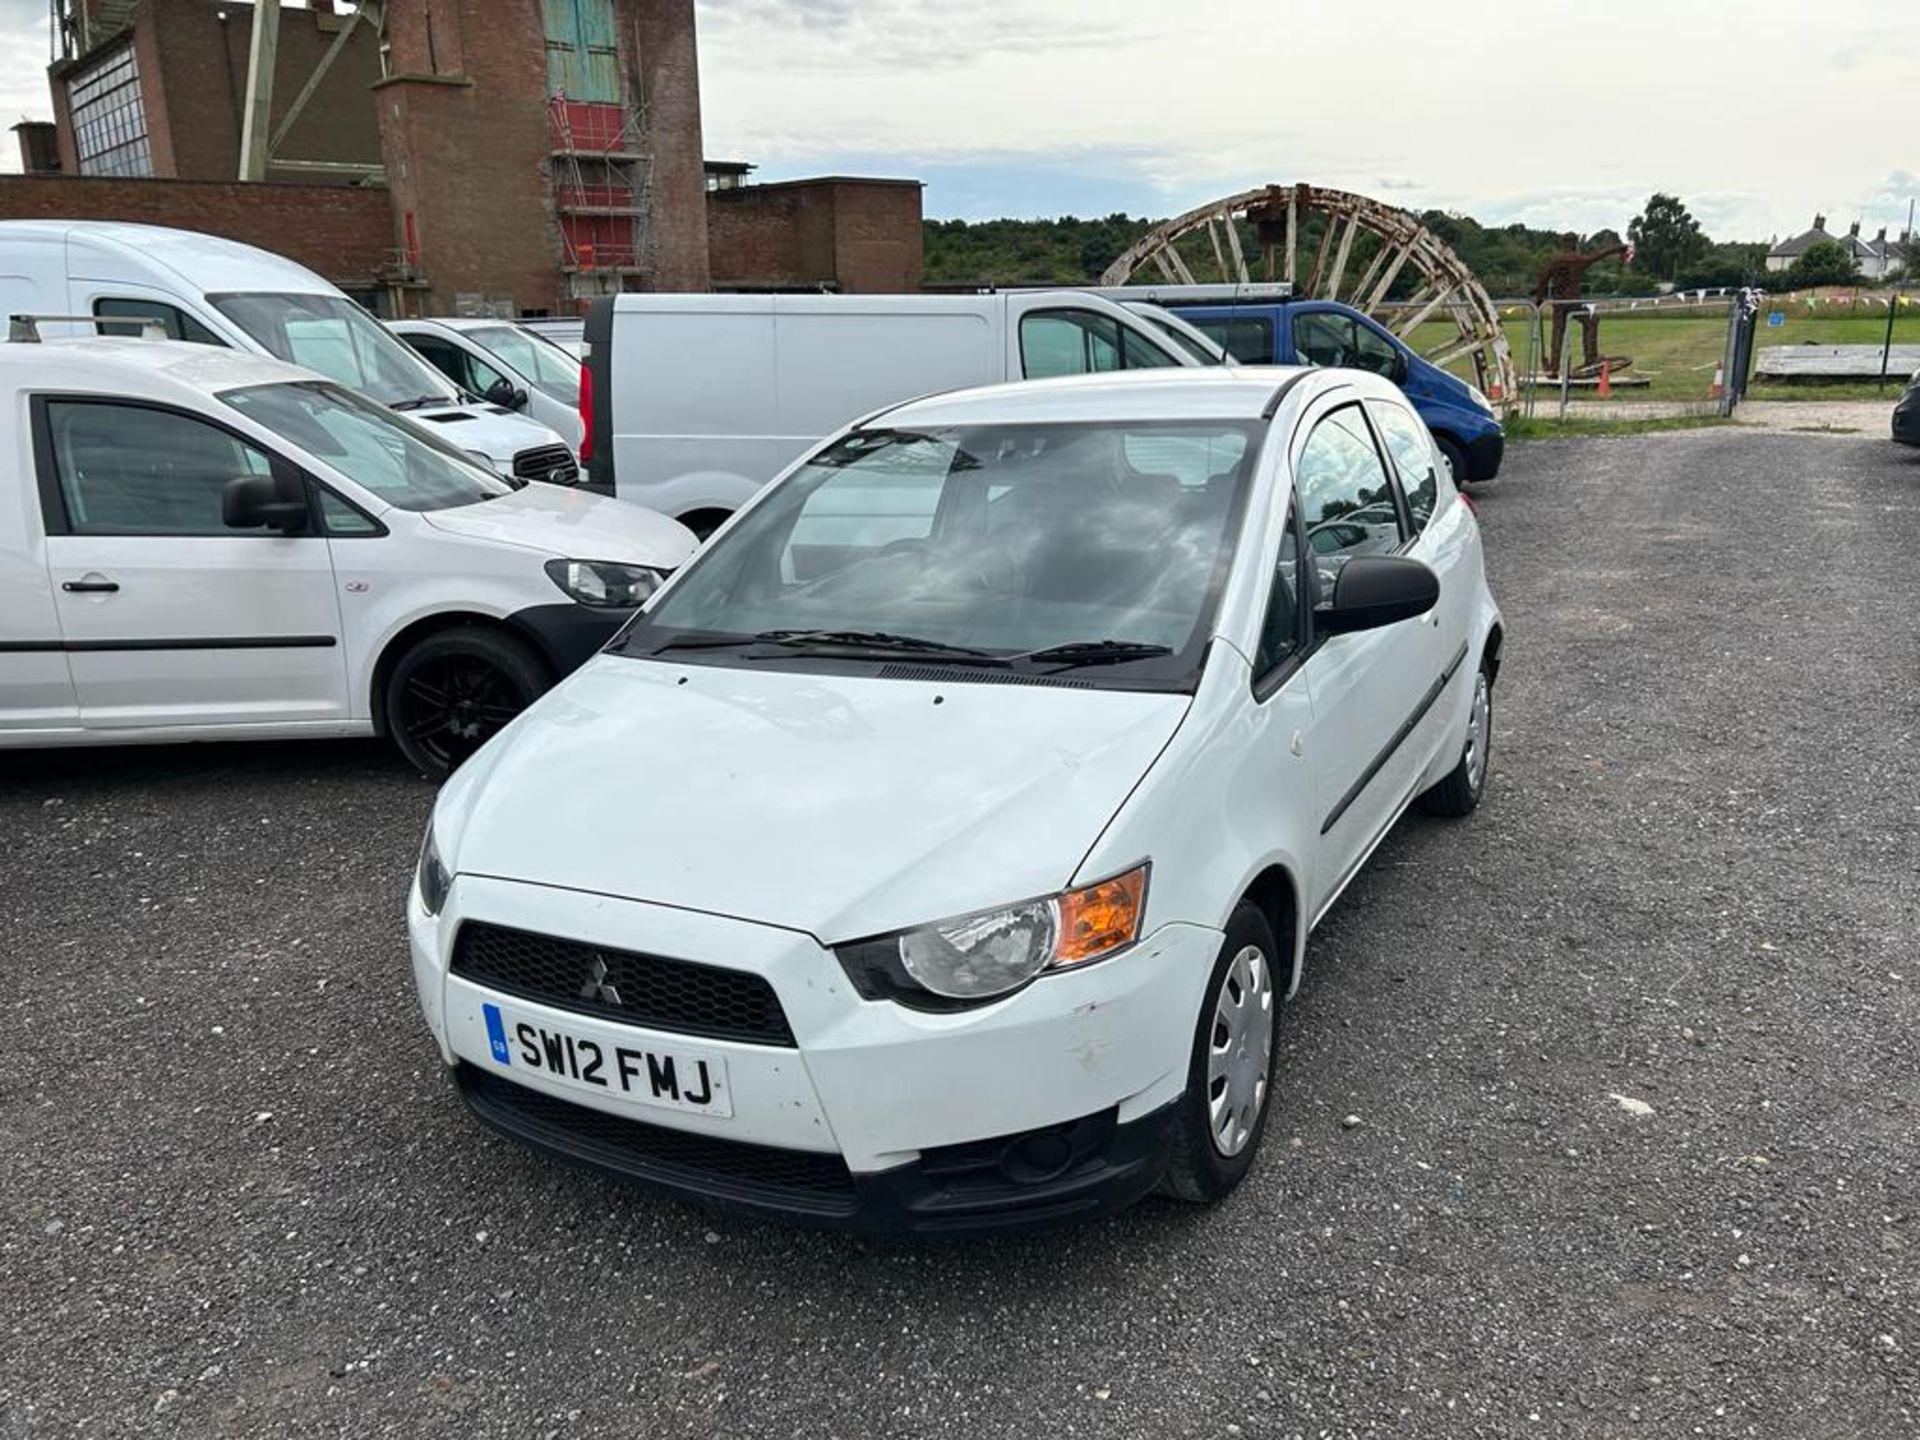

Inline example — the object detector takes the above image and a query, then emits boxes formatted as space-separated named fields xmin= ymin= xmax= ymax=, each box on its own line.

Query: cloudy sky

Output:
xmin=5 ymin=0 xmax=1915 ymax=241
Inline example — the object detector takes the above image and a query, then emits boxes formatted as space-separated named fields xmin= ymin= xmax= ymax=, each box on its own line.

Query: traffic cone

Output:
xmin=1598 ymin=361 xmax=1611 ymax=399
xmin=1710 ymin=365 xmax=1725 ymax=400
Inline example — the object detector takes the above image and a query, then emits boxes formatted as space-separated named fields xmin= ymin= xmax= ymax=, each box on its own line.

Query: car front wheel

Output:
xmin=384 ymin=628 xmax=550 ymax=780
xmin=1161 ymin=901 xmax=1282 ymax=1203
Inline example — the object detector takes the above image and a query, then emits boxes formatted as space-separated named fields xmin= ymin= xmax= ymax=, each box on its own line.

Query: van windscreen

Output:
xmin=210 ymin=292 xmax=457 ymax=409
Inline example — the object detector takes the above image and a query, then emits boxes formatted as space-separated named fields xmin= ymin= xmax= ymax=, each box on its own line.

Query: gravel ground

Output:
xmin=4 ymin=433 xmax=1918 ymax=1438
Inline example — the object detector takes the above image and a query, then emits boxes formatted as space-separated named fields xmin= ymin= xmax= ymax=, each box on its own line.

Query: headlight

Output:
xmin=1466 ymin=383 xmax=1495 ymax=417
xmin=544 ymin=558 xmax=664 ymax=608
xmin=416 ymin=821 xmax=451 ymax=916
xmin=837 ymin=864 xmax=1149 ymax=1006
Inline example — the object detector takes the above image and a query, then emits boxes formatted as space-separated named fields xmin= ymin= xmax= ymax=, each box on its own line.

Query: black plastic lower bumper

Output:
xmin=1893 ymin=394 xmax=1920 ymax=447
xmin=452 ymin=1062 xmax=1178 ymax=1235
xmin=1462 ymin=428 xmax=1505 ymax=481
xmin=506 ymin=603 xmax=634 ymax=676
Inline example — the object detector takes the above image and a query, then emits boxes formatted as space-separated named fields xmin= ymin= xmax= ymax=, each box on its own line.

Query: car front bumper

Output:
xmin=506 ymin=602 xmax=636 ymax=675
xmin=410 ymin=874 xmax=1219 ymax=1232
xmin=1893 ymin=393 xmax=1920 ymax=447
xmin=1462 ymin=428 xmax=1505 ymax=481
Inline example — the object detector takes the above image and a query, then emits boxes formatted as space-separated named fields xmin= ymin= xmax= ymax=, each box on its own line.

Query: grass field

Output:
xmin=1403 ymin=307 xmax=1920 ymax=407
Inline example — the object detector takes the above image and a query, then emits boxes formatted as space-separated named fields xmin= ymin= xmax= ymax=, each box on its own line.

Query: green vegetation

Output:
xmin=1627 ymin=193 xmax=1708 ymax=282
xmin=921 ymin=193 xmax=1875 ymax=301
xmin=1780 ymin=238 xmax=1860 ymax=288
xmin=1506 ymin=414 xmax=1734 ymax=440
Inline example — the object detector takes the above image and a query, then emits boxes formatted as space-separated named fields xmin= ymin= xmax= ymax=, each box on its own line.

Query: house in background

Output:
xmin=1766 ymin=214 xmax=1911 ymax=280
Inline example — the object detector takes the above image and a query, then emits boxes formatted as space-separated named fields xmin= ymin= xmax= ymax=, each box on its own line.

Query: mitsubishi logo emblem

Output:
xmin=580 ymin=956 xmax=623 ymax=1006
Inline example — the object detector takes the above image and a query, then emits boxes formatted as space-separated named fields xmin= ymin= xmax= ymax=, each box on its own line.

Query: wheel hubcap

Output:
xmin=1206 ymin=945 xmax=1275 ymax=1158
xmin=1464 ymin=671 xmax=1491 ymax=792
xmin=399 ymin=656 xmax=528 ymax=770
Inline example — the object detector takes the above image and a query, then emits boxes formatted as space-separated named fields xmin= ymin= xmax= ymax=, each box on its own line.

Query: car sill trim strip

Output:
xmin=0 ymin=635 xmax=338 ymax=653
xmin=1319 ymin=640 xmax=1470 ymax=837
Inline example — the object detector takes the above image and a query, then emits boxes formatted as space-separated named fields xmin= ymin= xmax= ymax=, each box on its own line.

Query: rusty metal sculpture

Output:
xmin=1100 ymin=182 xmax=1517 ymax=410
xmin=1532 ymin=235 xmax=1632 ymax=379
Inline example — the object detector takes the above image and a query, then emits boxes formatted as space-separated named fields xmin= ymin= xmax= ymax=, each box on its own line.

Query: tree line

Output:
xmin=922 ymin=194 xmax=1902 ymax=297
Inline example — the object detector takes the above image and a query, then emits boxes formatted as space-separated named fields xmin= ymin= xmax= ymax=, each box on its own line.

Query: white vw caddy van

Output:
xmin=0 ymin=220 xmax=577 ymax=485
xmin=412 ymin=366 xmax=1504 ymax=1232
xmin=0 ymin=339 xmax=694 ymax=778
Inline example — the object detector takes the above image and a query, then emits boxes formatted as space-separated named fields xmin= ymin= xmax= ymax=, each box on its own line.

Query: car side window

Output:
xmin=405 ymin=336 xmax=470 ymax=391
xmin=1369 ymin=401 xmax=1439 ymax=533
xmin=315 ymin=487 xmax=382 ymax=536
xmin=44 ymin=400 xmax=277 ymax=536
xmin=1255 ymin=502 xmax=1304 ymax=680
xmin=93 ymin=297 xmax=225 ymax=346
xmin=1193 ymin=316 xmax=1274 ymax=364
xmin=458 ymin=346 xmax=509 ymax=398
xmin=1294 ymin=405 xmax=1403 ymax=594
xmin=1119 ymin=325 xmax=1183 ymax=370
xmin=1293 ymin=312 xmax=1355 ymax=369
xmin=1019 ymin=310 xmax=1123 ymax=378
xmin=1349 ymin=322 xmax=1402 ymax=379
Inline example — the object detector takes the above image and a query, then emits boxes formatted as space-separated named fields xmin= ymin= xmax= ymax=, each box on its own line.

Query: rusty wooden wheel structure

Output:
xmin=1100 ymin=183 xmax=1518 ymax=409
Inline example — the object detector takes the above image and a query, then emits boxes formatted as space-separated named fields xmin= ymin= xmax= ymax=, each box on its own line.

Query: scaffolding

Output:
xmin=548 ymin=89 xmax=654 ymax=301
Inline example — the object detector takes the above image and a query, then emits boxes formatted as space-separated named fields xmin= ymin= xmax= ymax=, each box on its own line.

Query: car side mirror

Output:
xmin=1316 ymin=555 xmax=1438 ymax=634
xmin=486 ymin=378 xmax=528 ymax=410
xmin=223 ymin=473 xmax=309 ymax=534
xmin=1391 ymin=351 xmax=1409 ymax=383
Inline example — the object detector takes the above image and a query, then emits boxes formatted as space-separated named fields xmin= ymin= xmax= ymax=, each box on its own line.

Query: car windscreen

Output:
xmin=618 ymin=419 xmax=1262 ymax=688
xmin=210 ymin=292 xmax=459 ymax=409
xmin=464 ymin=324 xmax=583 ymax=403
xmin=221 ymin=380 xmax=513 ymax=512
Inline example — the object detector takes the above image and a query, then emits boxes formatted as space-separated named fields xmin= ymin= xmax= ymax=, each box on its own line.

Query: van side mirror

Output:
xmin=1316 ymin=555 xmax=1437 ymax=634
xmin=486 ymin=378 xmax=528 ymax=410
xmin=223 ymin=473 xmax=309 ymax=534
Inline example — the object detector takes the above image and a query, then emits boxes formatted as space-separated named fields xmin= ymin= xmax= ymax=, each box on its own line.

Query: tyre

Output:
xmin=1416 ymin=661 xmax=1493 ymax=818
xmin=1436 ymin=434 xmax=1470 ymax=484
xmin=678 ymin=509 xmax=732 ymax=542
xmin=383 ymin=627 xmax=551 ymax=780
xmin=1162 ymin=901 xmax=1282 ymax=1203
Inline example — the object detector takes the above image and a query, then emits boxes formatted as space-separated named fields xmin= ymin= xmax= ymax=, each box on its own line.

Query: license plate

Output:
xmin=481 ymin=1001 xmax=733 ymax=1119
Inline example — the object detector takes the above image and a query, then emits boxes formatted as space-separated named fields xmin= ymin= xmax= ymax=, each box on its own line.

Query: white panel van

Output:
xmin=580 ymin=291 xmax=1201 ymax=534
xmin=0 ymin=220 xmax=578 ymax=485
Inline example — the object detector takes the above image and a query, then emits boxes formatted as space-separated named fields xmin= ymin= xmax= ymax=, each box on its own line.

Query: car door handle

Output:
xmin=62 ymin=580 xmax=120 ymax=593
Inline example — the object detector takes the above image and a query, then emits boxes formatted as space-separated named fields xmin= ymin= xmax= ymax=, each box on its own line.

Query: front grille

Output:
xmin=512 ymin=444 xmax=579 ymax=485
xmin=457 ymin=1064 xmax=857 ymax=1210
xmin=452 ymin=921 xmax=795 ymax=1047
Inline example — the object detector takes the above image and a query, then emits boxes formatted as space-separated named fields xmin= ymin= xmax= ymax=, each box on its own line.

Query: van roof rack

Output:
xmin=8 ymin=314 xmax=167 ymax=343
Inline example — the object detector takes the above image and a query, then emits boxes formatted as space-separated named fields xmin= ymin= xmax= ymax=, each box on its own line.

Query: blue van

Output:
xmin=1165 ymin=298 xmax=1505 ymax=481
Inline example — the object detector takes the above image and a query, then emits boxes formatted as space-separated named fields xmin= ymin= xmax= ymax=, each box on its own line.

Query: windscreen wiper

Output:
xmin=390 ymin=395 xmax=451 ymax=412
xmin=1013 ymin=639 xmax=1175 ymax=669
xmin=756 ymin=629 xmax=1006 ymax=663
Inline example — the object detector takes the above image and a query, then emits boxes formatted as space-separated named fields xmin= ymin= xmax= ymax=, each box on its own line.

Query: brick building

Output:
xmin=6 ymin=0 xmax=923 ymax=314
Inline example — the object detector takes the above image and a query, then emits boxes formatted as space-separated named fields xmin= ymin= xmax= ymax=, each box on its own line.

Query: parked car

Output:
xmin=0 ymin=338 xmax=695 ymax=777
xmin=1107 ymin=283 xmax=1505 ymax=482
xmin=391 ymin=317 xmax=586 ymax=452
xmin=1117 ymin=299 xmax=1231 ymax=364
xmin=1894 ymin=370 xmax=1920 ymax=447
xmin=581 ymin=290 xmax=1199 ymax=534
xmin=411 ymin=365 xmax=1504 ymax=1231
xmin=0 ymin=220 xmax=578 ymax=487
xmin=519 ymin=316 xmax=586 ymax=356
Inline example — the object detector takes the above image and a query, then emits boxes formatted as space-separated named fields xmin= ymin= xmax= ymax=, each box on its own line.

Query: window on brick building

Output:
xmin=68 ymin=43 xmax=152 ymax=178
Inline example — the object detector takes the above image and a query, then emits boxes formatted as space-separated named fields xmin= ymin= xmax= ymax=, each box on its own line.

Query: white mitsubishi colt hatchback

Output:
xmin=411 ymin=366 xmax=1504 ymax=1231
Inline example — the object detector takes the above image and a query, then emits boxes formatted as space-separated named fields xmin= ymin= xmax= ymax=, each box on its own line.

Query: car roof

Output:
xmin=0 ymin=336 xmax=322 ymax=399
xmin=0 ymin=220 xmax=336 ymax=296
xmin=863 ymin=366 xmax=1375 ymax=429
